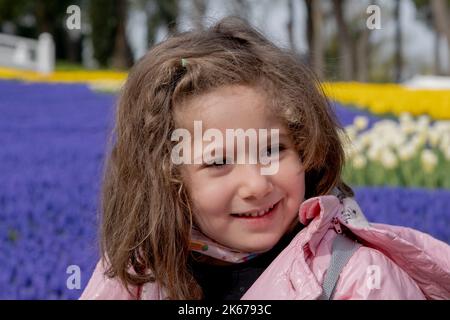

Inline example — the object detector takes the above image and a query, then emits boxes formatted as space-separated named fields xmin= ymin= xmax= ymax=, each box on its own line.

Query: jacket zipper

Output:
xmin=332 ymin=217 xmax=342 ymax=234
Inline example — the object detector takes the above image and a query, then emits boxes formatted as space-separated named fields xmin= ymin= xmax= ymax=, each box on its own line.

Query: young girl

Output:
xmin=80 ymin=17 xmax=450 ymax=300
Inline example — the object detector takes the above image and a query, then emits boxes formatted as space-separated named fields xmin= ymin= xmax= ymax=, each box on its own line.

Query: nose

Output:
xmin=237 ymin=164 xmax=274 ymax=200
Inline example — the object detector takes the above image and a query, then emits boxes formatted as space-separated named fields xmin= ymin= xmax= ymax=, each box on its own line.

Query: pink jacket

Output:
xmin=80 ymin=195 xmax=450 ymax=300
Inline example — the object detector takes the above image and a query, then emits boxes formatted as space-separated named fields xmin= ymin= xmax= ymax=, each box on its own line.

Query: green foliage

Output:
xmin=89 ymin=0 xmax=118 ymax=67
xmin=0 ymin=0 xmax=30 ymax=22
xmin=148 ymin=0 xmax=179 ymax=45
xmin=343 ymin=150 xmax=450 ymax=188
xmin=0 ymin=0 xmax=77 ymax=29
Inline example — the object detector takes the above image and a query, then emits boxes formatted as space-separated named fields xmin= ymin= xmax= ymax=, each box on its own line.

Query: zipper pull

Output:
xmin=333 ymin=217 xmax=342 ymax=234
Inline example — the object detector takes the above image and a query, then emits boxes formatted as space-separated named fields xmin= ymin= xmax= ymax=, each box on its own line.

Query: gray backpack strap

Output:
xmin=319 ymin=233 xmax=362 ymax=300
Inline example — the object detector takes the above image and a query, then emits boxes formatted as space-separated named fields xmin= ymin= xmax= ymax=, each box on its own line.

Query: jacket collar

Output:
xmin=242 ymin=194 xmax=345 ymax=299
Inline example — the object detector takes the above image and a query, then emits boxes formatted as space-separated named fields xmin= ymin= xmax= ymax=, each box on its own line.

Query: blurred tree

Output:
xmin=332 ymin=0 xmax=354 ymax=81
xmin=413 ymin=0 xmax=437 ymax=73
xmin=394 ymin=0 xmax=403 ymax=82
xmin=430 ymin=0 xmax=450 ymax=75
xmin=0 ymin=0 xmax=30 ymax=34
xmin=0 ymin=0 xmax=82 ymax=63
xmin=35 ymin=0 xmax=82 ymax=64
xmin=147 ymin=0 xmax=179 ymax=47
xmin=230 ymin=0 xmax=250 ymax=21
xmin=328 ymin=1 xmax=371 ymax=82
xmin=287 ymin=0 xmax=295 ymax=51
xmin=111 ymin=0 xmax=134 ymax=69
xmin=355 ymin=19 xmax=369 ymax=82
xmin=191 ymin=0 xmax=207 ymax=30
xmin=305 ymin=0 xmax=324 ymax=79
xmin=90 ymin=0 xmax=133 ymax=68
xmin=89 ymin=0 xmax=116 ymax=67
xmin=327 ymin=0 xmax=376 ymax=82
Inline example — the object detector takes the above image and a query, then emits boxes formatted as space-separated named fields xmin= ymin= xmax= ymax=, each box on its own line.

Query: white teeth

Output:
xmin=235 ymin=202 xmax=276 ymax=217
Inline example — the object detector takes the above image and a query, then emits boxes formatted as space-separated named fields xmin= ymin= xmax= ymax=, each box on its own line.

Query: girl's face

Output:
xmin=177 ymin=85 xmax=305 ymax=253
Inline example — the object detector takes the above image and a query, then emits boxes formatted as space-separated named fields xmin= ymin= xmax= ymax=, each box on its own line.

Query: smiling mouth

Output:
xmin=231 ymin=200 xmax=280 ymax=218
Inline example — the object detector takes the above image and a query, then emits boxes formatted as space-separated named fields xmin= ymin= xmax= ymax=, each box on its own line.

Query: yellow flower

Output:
xmin=0 ymin=67 xmax=127 ymax=89
xmin=353 ymin=116 xmax=369 ymax=131
xmin=323 ymin=82 xmax=450 ymax=120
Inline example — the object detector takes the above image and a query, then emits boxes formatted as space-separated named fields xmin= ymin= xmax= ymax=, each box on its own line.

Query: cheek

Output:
xmin=189 ymin=176 xmax=234 ymax=217
xmin=283 ymin=170 xmax=305 ymax=219
xmin=295 ymin=171 xmax=306 ymax=198
xmin=277 ymin=158 xmax=306 ymax=207
xmin=278 ymin=156 xmax=305 ymax=187
xmin=191 ymin=184 xmax=233 ymax=233
xmin=182 ymin=167 xmax=223 ymax=203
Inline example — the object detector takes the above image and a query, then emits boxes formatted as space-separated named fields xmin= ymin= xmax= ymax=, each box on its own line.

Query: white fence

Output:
xmin=0 ymin=33 xmax=55 ymax=74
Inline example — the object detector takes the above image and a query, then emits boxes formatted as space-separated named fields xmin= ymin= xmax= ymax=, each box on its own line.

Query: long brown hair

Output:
xmin=100 ymin=16 xmax=353 ymax=300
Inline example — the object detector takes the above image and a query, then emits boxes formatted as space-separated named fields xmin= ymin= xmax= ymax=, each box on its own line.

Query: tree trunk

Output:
xmin=147 ymin=2 xmax=161 ymax=47
xmin=434 ymin=31 xmax=442 ymax=75
xmin=232 ymin=0 xmax=250 ymax=21
xmin=112 ymin=0 xmax=134 ymax=69
xmin=332 ymin=0 xmax=354 ymax=81
xmin=148 ymin=0 xmax=179 ymax=46
xmin=394 ymin=0 xmax=403 ymax=82
xmin=90 ymin=0 xmax=117 ymax=67
xmin=305 ymin=0 xmax=324 ymax=79
xmin=287 ymin=0 xmax=295 ymax=51
xmin=192 ymin=0 xmax=207 ymax=30
xmin=35 ymin=0 xmax=52 ymax=34
xmin=65 ymin=33 xmax=82 ymax=63
xmin=161 ymin=0 xmax=179 ymax=35
xmin=356 ymin=26 xmax=370 ymax=82
xmin=431 ymin=0 xmax=450 ymax=75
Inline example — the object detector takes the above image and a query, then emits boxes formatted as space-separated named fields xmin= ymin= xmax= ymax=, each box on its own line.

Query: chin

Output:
xmin=231 ymin=234 xmax=281 ymax=253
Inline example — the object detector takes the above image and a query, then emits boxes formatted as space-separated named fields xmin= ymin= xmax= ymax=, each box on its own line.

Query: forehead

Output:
xmin=174 ymin=85 xmax=285 ymax=131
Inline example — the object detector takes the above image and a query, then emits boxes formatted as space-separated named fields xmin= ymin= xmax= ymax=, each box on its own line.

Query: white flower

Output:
xmin=443 ymin=145 xmax=450 ymax=161
xmin=417 ymin=115 xmax=430 ymax=130
xmin=373 ymin=119 xmax=397 ymax=132
xmin=411 ymin=133 xmax=427 ymax=148
xmin=427 ymin=128 xmax=441 ymax=147
xmin=420 ymin=149 xmax=438 ymax=173
xmin=353 ymin=116 xmax=369 ymax=131
xmin=343 ymin=144 xmax=355 ymax=160
xmin=367 ymin=146 xmax=382 ymax=162
xmin=397 ymin=144 xmax=416 ymax=161
xmin=439 ymin=133 xmax=450 ymax=151
xmin=400 ymin=121 xmax=416 ymax=135
xmin=345 ymin=125 xmax=357 ymax=141
xmin=352 ymin=140 xmax=365 ymax=153
xmin=380 ymin=149 xmax=398 ymax=169
xmin=399 ymin=112 xmax=413 ymax=124
xmin=392 ymin=133 xmax=407 ymax=148
xmin=352 ymin=154 xmax=367 ymax=169
xmin=399 ymin=113 xmax=415 ymax=134
xmin=434 ymin=121 xmax=450 ymax=133
xmin=359 ymin=132 xmax=373 ymax=148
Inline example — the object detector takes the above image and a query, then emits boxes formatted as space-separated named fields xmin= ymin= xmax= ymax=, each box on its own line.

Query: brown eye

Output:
xmin=208 ymin=162 xmax=225 ymax=168
xmin=266 ymin=144 xmax=286 ymax=157
xmin=204 ymin=158 xmax=230 ymax=169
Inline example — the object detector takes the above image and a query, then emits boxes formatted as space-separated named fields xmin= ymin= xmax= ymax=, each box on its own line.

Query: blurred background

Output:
xmin=0 ymin=0 xmax=449 ymax=299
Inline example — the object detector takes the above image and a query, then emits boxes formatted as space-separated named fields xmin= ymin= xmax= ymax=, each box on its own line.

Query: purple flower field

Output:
xmin=331 ymin=102 xmax=383 ymax=128
xmin=0 ymin=80 xmax=449 ymax=299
